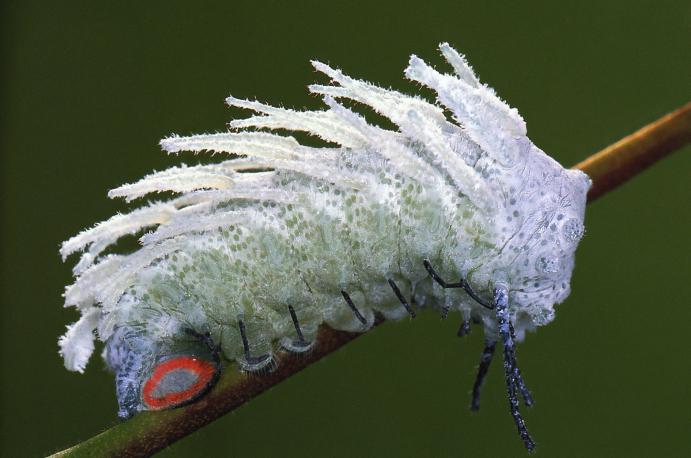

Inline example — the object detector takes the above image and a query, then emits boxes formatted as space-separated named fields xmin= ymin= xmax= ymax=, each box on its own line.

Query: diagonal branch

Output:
xmin=50 ymin=101 xmax=691 ymax=458
xmin=574 ymin=101 xmax=691 ymax=201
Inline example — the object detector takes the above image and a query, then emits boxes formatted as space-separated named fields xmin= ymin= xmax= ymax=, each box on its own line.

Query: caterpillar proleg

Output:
xmin=58 ymin=43 xmax=590 ymax=451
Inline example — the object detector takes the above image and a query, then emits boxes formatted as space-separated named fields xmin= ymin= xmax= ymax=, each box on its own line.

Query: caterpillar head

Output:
xmin=104 ymin=326 xmax=221 ymax=419
xmin=505 ymin=165 xmax=591 ymax=330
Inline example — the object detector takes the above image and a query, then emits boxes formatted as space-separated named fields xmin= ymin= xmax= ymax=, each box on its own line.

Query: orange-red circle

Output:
xmin=141 ymin=356 xmax=217 ymax=409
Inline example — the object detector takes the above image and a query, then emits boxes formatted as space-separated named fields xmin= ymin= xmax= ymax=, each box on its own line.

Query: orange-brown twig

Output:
xmin=575 ymin=101 xmax=691 ymax=202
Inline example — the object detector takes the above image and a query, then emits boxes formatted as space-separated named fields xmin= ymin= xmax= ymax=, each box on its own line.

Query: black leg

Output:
xmin=238 ymin=319 xmax=252 ymax=361
xmin=457 ymin=319 xmax=471 ymax=337
xmin=494 ymin=286 xmax=535 ymax=451
xmin=283 ymin=305 xmax=314 ymax=352
xmin=183 ymin=328 xmax=221 ymax=365
xmin=470 ymin=339 xmax=496 ymax=411
xmin=509 ymin=322 xmax=534 ymax=407
xmin=340 ymin=290 xmax=367 ymax=325
xmin=513 ymin=366 xmax=534 ymax=408
xmin=423 ymin=259 xmax=493 ymax=309
xmin=288 ymin=305 xmax=308 ymax=344
xmin=237 ymin=319 xmax=272 ymax=370
xmin=387 ymin=279 xmax=416 ymax=317
xmin=423 ymin=259 xmax=463 ymax=288
xmin=440 ymin=305 xmax=450 ymax=319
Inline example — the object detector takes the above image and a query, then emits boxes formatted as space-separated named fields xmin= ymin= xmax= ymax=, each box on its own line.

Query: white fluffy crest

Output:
xmin=405 ymin=54 xmax=528 ymax=166
xmin=58 ymin=307 xmax=100 ymax=373
xmin=108 ymin=163 xmax=236 ymax=202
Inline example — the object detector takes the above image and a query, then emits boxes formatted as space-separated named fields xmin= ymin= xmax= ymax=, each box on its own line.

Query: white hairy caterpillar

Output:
xmin=58 ymin=43 xmax=590 ymax=451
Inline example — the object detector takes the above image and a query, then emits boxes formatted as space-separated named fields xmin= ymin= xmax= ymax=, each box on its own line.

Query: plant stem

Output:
xmin=50 ymin=102 xmax=691 ymax=458
xmin=575 ymin=101 xmax=691 ymax=202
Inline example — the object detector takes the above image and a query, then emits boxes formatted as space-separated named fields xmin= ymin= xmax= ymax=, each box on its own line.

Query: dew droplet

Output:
xmin=536 ymin=255 xmax=561 ymax=274
xmin=562 ymin=218 xmax=584 ymax=243
xmin=531 ymin=307 xmax=555 ymax=326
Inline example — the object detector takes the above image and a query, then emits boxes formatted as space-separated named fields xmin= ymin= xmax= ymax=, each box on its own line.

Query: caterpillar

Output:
xmin=58 ymin=43 xmax=590 ymax=451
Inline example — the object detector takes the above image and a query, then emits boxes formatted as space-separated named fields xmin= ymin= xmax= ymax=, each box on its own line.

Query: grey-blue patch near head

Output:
xmin=150 ymin=368 xmax=199 ymax=397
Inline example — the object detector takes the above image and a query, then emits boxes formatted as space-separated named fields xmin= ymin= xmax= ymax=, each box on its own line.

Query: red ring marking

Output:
xmin=142 ymin=356 xmax=217 ymax=409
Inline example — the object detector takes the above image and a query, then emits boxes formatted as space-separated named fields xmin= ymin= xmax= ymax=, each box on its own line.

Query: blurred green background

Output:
xmin=2 ymin=1 xmax=690 ymax=457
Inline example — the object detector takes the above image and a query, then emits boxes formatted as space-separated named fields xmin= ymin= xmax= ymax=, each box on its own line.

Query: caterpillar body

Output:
xmin=59 ymin=43 xmax=590 ymax=450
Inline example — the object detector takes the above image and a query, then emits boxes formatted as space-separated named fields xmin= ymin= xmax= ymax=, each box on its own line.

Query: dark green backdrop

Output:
xmin=2 ymin=1 xmax=689 ymax=457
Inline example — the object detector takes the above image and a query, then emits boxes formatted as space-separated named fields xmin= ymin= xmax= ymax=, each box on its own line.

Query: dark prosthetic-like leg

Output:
xmin=282 ymin=305 xmax=315 ymax=353
xmin=494 ymin=286 xmax=536 ymax=451
xmin=470 ymin=338 xmax=496 ymax=411
xmin=183 ymin=328 xmax=221 ymax=365
xmin=457 ymin=319 xmax=471 ymax=337
xmin=340 ymin=290 xmax=368 ymax=325
xmin=237 ymin=319 xmax=274 ymax=372
xmin=388 ymin=279 xmax=416 ymax=318
xmin=468 ymin=335 xmax=532 ymax=412
xmin=509 ymin=322 xmax=534 ymax=407
xmin=423 ymin=259 xmax=493 ymax=309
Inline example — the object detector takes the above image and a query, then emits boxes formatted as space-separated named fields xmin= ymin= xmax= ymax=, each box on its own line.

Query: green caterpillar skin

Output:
xmin=58 ymin=44 xmax=589 ymax=419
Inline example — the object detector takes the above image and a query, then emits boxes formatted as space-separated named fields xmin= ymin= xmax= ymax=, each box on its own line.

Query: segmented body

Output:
xmin=58 ymin=44 xmax=589 ymax=444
